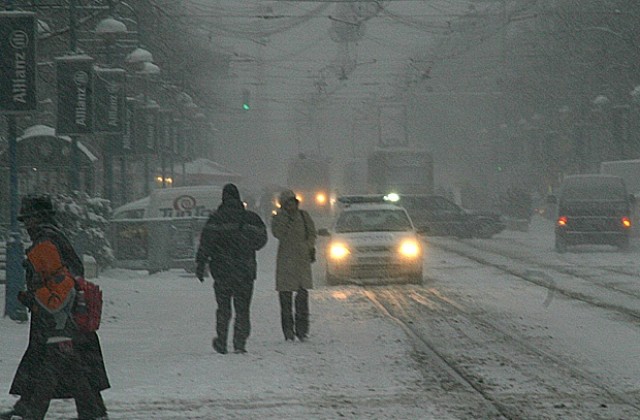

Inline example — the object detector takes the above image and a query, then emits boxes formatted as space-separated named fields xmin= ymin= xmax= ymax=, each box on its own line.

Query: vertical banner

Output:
xmin=94 ymin=67 xmax=126 ymax=134
xmin=135 ymin=104 xmax=158 ymax=154
xmin=55 ymin=54 xmax=95 ymax=135
xmin=0 ymin=12 xmax=37 ymax=113
xmin=171 ymin=117 xmax=181 ymax=157
xmin=157 ymin=109 xmax=172 ymax=154
xmin=120 ymin=97 xmax=137 ymax=155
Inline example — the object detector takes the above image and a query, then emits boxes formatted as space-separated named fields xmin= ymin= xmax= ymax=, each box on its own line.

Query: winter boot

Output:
xmin=212 ymin=337 xmax=227 ymax=354
xmin=233 ymin=339 xmax=247 ymax=354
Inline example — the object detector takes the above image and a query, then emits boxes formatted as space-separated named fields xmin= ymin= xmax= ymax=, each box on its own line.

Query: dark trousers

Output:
xmin=214 ymin=278 xmax=254 ymax=351
xmin=13 ymin=390 xmax=105 ymax=419
xmin=28 ymin=342 xmax=99 ymax=420
xmin=279 ymin=288 xmax=309 ymax=339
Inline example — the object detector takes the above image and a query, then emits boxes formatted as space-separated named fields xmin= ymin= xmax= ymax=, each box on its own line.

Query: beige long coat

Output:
xmin=272 ymin=209 xmax=316 ymax=291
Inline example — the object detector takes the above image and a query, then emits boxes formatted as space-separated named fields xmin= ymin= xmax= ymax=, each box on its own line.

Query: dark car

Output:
xmin=397 ymin=194 xmax=505 ymax=238
xmin=394 ymin=194 xmax=505 ymax=239
xmin=549 ymin=174 xmax=634 ymax=252
xmin=336 ymin=194 xmax=505 ymax=239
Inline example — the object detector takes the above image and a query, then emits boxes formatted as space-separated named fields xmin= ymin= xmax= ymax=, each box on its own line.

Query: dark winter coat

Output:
xmin=9 ymin=224 xmax=110 ymax=398
xmin=272 ymin=209 xmax=316 ymax=291
xmin=196 ymin=198 xmax=268 ymax=281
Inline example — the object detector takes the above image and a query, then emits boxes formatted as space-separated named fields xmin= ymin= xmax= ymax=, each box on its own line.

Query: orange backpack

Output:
xmin=28 ymin=239 xmax=103 ymax=332
xmin=29 ymin=241 xmax=75 ymax=314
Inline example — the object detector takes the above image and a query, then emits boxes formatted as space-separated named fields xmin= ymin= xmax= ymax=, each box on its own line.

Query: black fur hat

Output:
xmin=17 ymin=195 xmax=55 ymax=222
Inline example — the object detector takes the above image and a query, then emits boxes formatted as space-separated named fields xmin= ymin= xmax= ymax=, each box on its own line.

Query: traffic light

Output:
xmin=242 ymin=88 xmax=250 ymax=110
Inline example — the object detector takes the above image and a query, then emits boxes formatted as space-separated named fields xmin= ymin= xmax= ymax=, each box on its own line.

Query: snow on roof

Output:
xmin=0 ymin=11 xmax=34 ymax=16
xmin=20 ymin=124 xmax=67 ymax=140
xmin=17 ymin=124 xmax=98 ymax=162
xmin=55 ymin=53 xmax=93 ymax=61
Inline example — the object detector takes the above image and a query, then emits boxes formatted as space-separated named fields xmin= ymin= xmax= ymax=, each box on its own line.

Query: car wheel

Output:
xmin=555 ymin=235 xmax=567 ymax=253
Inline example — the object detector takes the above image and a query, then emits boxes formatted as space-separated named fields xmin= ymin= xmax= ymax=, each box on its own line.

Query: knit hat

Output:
xmin=279 ymin=189 xmax=298 ymax=205
xmin=222 ymin=183 xmax=241 ymax=202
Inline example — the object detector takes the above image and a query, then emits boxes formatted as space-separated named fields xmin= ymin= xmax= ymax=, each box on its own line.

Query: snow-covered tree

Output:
xmin=52 ymin=192 xmax=115 ymax=270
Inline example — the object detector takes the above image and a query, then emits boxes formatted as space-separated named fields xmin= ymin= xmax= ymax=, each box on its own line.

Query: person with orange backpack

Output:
xmin=1 ymin=195 xmax=110 ymax=420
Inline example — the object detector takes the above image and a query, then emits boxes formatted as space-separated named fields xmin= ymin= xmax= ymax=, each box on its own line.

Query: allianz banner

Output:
xmin=56 ymin=55 xmax=94 ymax=135
xmin=120 ymin=97 xmax=137 ymax=154
xmin=157 ymin=109 xmax=173 ymax=154
xmin=134 ymin=105 xmax=158 ymax=154
xmin=171 ymin=117 xmax=181 ymax=156
xmin=0 ymin=12 xmax=37 ymax=113
xmin=94 ymin=67 xmax=126 ymax=134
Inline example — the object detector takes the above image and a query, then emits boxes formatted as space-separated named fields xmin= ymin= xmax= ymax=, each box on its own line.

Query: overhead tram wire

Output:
xmin=184 ymin=5 xmax=331 ymax=41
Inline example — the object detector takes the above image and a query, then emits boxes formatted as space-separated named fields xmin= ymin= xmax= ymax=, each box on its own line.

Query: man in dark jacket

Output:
xmin=1 ymin=195 xmax=110 ymax=420
xmin=195 ymin=184 xmax=268 ymax=354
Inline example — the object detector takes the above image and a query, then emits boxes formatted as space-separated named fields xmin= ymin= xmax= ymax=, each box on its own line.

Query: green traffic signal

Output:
xmin=242 ymin=88 xmax=250 ymax=111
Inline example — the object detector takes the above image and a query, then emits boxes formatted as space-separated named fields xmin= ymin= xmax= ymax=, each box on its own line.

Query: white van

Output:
xmin=112 ymin=185 xmax=224 ymax=220
xmin=110 ymin=185 xmax=225 ymax=273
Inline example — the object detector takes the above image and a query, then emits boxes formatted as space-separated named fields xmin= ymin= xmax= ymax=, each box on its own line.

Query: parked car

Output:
xmin=548 ymin=174 xmax=634 ymax=252
xmin=394 ymin=194 xmax=505 ymax=239
xmin=318 ymin=202 xmax=425 ymax=285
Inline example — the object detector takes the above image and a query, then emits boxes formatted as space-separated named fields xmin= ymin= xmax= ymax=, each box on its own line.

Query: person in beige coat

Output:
xmin=271 ymin=189 xmax=317 ymax=341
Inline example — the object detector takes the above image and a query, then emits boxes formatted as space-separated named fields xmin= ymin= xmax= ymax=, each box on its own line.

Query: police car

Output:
xmin=318 ymin=198 xmax=425 ymax=285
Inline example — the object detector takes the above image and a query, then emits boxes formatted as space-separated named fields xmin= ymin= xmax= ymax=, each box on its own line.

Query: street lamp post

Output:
xmin=95 ymin=12 xmax=127 ymax=204
xmin=134 ymin=61 xmax=161 ymax=195
xmin=107 ymin=3 xmax=154 ymax=204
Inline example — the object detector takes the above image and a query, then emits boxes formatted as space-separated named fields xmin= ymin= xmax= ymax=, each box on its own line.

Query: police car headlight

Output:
xmin=329 ymin=242 xmax=350 ymax=260
xmin=398 ymin=239 xmax=420 ymax=258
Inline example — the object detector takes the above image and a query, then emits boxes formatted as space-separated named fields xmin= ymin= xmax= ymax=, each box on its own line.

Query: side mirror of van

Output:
xmin=546 ymin=195 xmax=557 ymax=205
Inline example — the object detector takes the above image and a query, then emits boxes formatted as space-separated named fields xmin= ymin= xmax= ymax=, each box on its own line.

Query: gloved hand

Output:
xmin=195 ymin=264 xmax=205 ymax=282
xmin=17 ymin=291 xmax=34 ymax=307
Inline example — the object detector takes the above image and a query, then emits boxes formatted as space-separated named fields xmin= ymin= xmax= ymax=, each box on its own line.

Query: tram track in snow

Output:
xmin=363 ymin=285 xmax=640 ymax=419
xmin=426 ymin=236 xmax=640 ymax=322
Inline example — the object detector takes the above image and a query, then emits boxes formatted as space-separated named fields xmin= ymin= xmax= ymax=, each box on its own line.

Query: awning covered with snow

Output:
xmin=0 ymin=124 xmax=98 ymax=166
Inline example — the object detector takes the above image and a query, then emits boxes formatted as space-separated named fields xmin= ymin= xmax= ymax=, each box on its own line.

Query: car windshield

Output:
xmin=335 ymin=209 xmax=413 ymax=233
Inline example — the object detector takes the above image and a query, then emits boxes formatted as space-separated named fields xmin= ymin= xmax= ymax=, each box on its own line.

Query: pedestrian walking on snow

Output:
xmin=1 ymin=195 xmax=110 ymax=420
xmin=271 ymin=189 xmax=317 ymax=342
xmin=195 ymin=184 xmax=268 ymax=354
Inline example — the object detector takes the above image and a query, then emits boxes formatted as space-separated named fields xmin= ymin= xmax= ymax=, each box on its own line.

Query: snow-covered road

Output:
xmin=2 ymin=215 xmax=639 ymax=419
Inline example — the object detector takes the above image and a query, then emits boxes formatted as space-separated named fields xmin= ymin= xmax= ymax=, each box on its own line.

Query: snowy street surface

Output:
xmin=2 ymin=215 xmax=640 ymax=419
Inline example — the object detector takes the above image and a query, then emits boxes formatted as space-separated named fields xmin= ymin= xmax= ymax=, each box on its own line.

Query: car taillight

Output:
xmin=557 ymin=216 xmax=568 ymax=227
xmin=621 ymin=216 xmax=632 ymax=228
